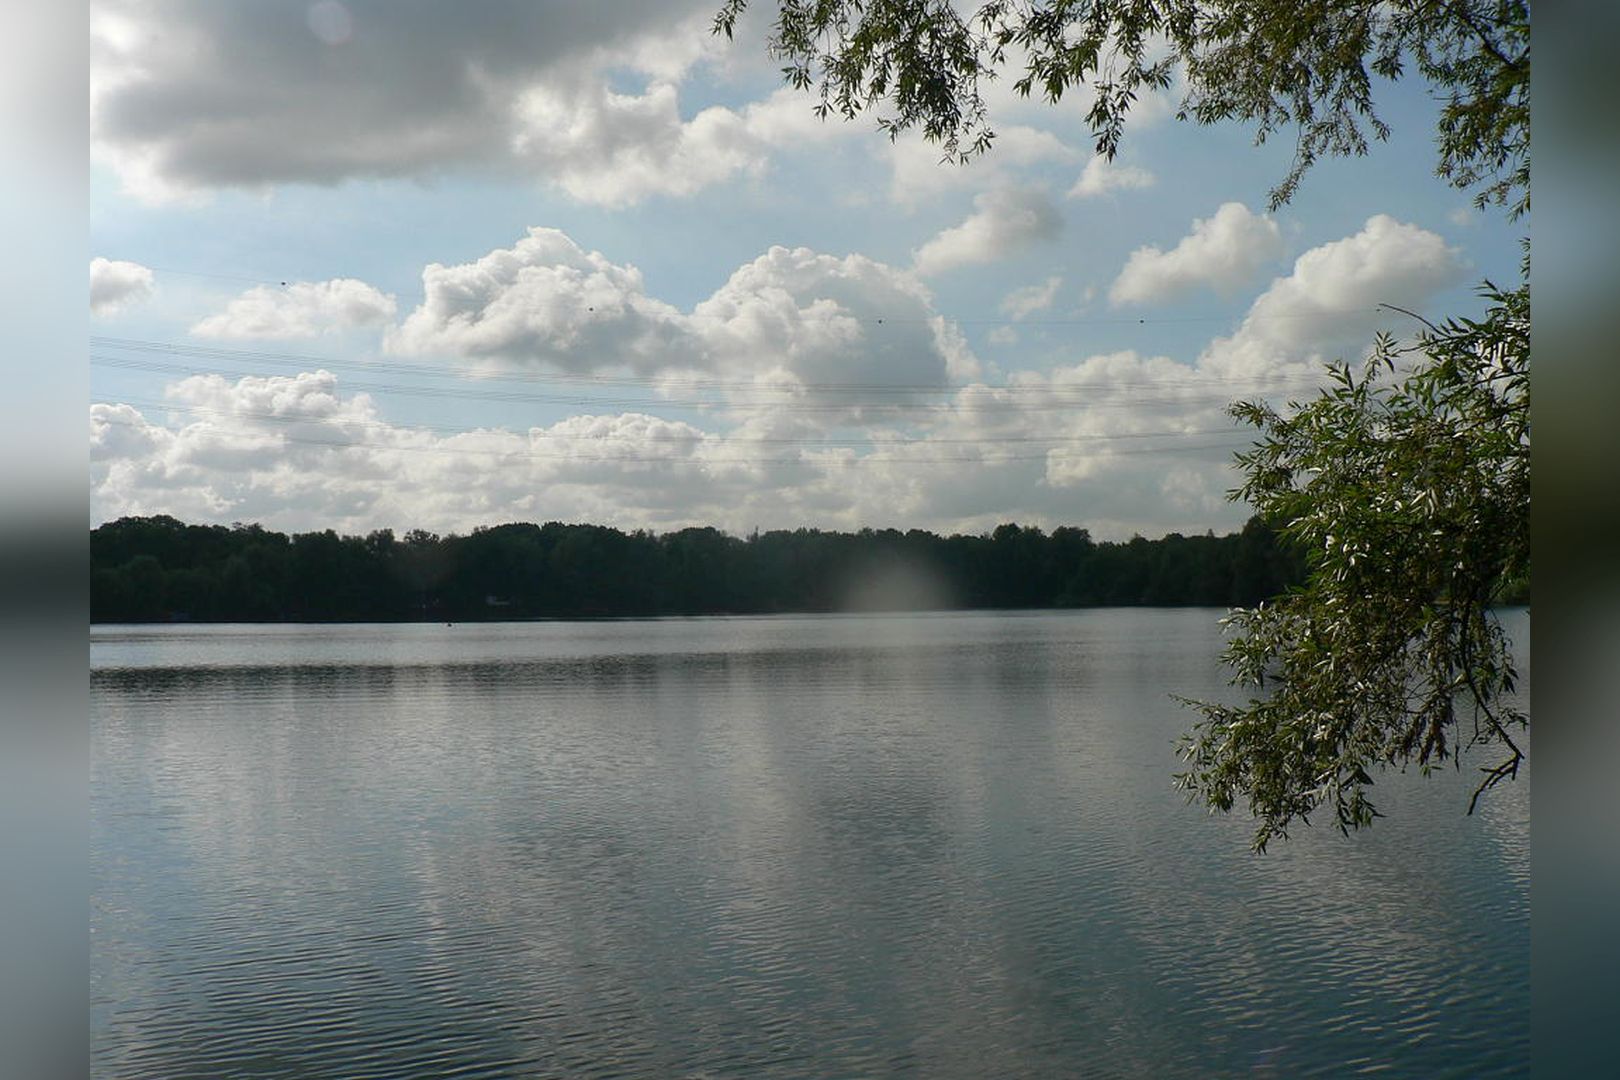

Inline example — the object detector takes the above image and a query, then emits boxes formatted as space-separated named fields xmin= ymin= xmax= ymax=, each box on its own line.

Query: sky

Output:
xmin=88 ymin=0 xmax=1524 ymax=541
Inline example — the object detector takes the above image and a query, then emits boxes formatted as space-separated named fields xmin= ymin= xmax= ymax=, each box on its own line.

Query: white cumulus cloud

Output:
xmin=89 ymin=0 xmax=790 ymax=205
xmin=1200 ymin=214 xmax=1466 ymax=381
xmin=387 ymin=227 xmax=699 ymax=373
xmin=88 ymin=215 xmax=1480 ymax=542
xmin=90 ymin=375 xmax=815 ymax=536
xmin=695 ymin=245 xmax=980 ymax=393
xmin=508 ymin=81 xmax=786 ymax=207
xmin=89 ymin=358 xmax=1256 ymax=540
xmin=912 ymin=187 xmax=1062 ymax=277
xmin=999 ymin=276 xmax=1063 ymax=321
xmin=191 ymin=279 xmax=397 ymax=340
xmin=90 ymin=257 xmax=155 ymax=314
xmin=1067 ymin=156 xmax=1155 ymax=199
xmin=887 ymin=125 xmax=1078 ymax=207
xmin=1110 ymin=202 xmax=1284 ymax=306
xmin=389 ymin=228 xmax=979 ymax=392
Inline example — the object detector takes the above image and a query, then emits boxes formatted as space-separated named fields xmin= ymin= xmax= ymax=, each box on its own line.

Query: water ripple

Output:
xmin=93 ymin=612 xmax=1529 ymax=1078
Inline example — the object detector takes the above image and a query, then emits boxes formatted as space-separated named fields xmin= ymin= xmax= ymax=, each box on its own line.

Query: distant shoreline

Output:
xmin=92 ymin=511 xmax=1447 ymax=625
xmin=89 ymin=603 xmax=1279 ymax=627
xmin=87 ymin=602 xmax=1534 ymax=628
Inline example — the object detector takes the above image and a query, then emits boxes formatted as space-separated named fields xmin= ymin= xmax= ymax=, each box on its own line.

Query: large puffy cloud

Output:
xmin=1109 ymin=202 xmax=1283 ymax=306
xmin=89 ymin=362 xmax=1256 ymax=539
xmin=191 ymin=278 xmax=396 ymax=339
xmin=387 ymin=228 xmax=699 ymax=373
xmin=1200 ymin=214 xmax=1466 ymax=381
xmin=388 ymin=229 xmax=978 ymax=394
xmin=868 ymin=216 xmax=1469 ymax=530
xmin=90 ymin=372 xmax=805 ymax=534
xmin=90 ymin=370 xmax=387 ymax=521
xmin=88 ymin=1 xmax=1182 ymax=208
xmin=694 ymin=245 xmax=980 ymax=393
xmin=164 ymin=369 xmax=377 ymax=427
xmin=508 ymin=84 xmax=841 ymax=207
xmin=884 ymin=349 xmax=1264 ymax=534
xmin=912 ymin=187 xmax=1062 ymax=277
xmin=90 ymin=0 xmax=811 ymax=204
xmin=92 ymin=327 xmax=1288 ymax=541
xmin=90 ymin=257 xmax=154 ymax=314
xmin=91 ymin=217 xmax=1466 ymax=540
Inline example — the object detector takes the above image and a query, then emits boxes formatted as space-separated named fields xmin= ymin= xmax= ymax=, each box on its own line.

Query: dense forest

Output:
xmin=91 ymin=515 xmax=1308 ymax=623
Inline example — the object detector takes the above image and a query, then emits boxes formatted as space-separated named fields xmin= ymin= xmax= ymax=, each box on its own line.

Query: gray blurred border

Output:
xmin=6 ymin=2 xmax=1612 ymax=1077
xmin=0 ymin=1 xmax=87 ymax=1077
xmin=1531 ymin=1 xmax=1619 ymax=1075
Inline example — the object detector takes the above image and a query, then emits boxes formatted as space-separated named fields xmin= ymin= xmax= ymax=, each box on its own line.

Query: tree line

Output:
xmin=91 ymin=514 xmax=1307 ymax=623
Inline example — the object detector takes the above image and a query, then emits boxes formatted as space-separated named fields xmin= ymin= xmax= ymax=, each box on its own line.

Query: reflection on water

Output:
xmin=93 ymin=611 xmax=1529 ymax=1078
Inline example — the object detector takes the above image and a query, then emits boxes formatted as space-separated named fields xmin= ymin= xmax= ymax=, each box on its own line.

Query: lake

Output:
xmin=91 ymin=610 xmax=1529 ymax=1078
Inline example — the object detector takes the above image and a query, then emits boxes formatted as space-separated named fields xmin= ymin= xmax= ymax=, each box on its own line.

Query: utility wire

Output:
xmin=90 ymin=334 xmax=1329 ymax=395
xmin=92 ymin=356 xmax=1311 ymax=414
xmin=91 ymin=413 xmax=1249 ymax=467
xmin=101 ymin=396 xmax=1250 ymax=447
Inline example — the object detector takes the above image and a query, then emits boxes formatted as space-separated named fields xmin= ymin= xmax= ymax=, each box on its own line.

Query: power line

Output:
xmin=89 ymin=334 xmax=1329 ymax=394
xmin=99 ymin=396 xmax=1251 ymax=447
xmin=134 ymin=267 xmax=293 ymax=288
xmin=90 ymin=413 xmax=1250 ymax=467
xmin=91 ymin=355 xmax=1316 ymax=414
xmin=90 ymin=268 xmax=1356 ymax=328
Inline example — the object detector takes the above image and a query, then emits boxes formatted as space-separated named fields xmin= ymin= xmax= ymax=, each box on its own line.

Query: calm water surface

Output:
xmin=92 ymin=610 xmax=1529 ymax=1078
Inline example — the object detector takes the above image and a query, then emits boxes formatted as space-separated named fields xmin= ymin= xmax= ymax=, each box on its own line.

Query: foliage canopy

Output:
xmin=716 ymin=0 xmax=1531 ymax=845
xmin=89 ymin=515 xmax=1304 ymax=622
xmin=714 ymin=0 xmax=1529 ymax=213
xmin=1176 ymin=284 xmax=1529 ymax=848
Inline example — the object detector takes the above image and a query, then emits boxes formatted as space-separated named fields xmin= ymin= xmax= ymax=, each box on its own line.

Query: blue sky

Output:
xmin=89 ymin=0 xmax=1524 ymax=539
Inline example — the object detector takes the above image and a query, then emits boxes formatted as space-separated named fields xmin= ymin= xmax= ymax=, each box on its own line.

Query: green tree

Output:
xmin=715 ymin=0 xmax=1530 ymax=844
xmin=1178 ymin=284 xmax=1529 ymax=848
xmin=714 ymin=0 xmax=1528 ymax=213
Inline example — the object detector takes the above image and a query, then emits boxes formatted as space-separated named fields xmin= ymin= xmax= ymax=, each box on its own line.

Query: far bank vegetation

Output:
xmin=92 ymin=515 xmax=1315 ymax=623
